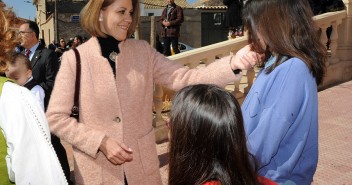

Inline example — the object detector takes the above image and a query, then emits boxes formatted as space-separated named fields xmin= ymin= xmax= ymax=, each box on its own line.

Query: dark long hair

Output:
xmin=168 ymin=84 xmax=258 ymax=185
xmin=242 ymin=0 xmax=327 ymax=85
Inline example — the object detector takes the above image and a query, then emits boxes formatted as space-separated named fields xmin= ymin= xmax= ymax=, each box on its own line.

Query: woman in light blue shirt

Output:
xmin=241 ymin=0 xmax=327 ymax=184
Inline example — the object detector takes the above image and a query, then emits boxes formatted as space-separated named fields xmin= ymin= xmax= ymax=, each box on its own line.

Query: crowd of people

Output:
xmin=0 ymin=0 xmax=332 ymax=184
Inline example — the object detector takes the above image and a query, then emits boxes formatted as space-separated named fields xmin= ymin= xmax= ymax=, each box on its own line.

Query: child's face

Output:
xmin=5 ymin=59 xmax=31 ymax=86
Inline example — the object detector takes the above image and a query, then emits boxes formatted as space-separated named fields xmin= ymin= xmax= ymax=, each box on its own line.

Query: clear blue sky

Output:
xmin=3 ymin=0 xmax=36 ymax=20
xmin=2 ymin=0 xmax=198 ymax=21
xmin=187 ymin=0 xmax=198 ymax=4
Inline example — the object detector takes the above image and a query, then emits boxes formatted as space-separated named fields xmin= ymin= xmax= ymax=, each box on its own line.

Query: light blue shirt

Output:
xmin=28 ymin=42 xmax=39 ymax=61
xmin=242 ymin=56 xmax=318 ymax=185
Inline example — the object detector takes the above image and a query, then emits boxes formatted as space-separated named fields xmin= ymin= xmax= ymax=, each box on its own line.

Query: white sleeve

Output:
xmin=0 ymin=82 xmax=68 ymax=185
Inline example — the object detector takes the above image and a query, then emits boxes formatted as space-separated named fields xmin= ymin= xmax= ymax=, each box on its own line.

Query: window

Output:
xmin=213 ymin=13 xmax=222 ymax=26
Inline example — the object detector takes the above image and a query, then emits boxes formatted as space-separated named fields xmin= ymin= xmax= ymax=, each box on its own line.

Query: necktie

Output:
xmin=25 ymin=49 xmax=31 ymax=58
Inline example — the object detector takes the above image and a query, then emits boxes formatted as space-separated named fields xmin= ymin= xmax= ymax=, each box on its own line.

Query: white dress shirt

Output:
xmin=24 ymin=76 xmax=45 ymax=110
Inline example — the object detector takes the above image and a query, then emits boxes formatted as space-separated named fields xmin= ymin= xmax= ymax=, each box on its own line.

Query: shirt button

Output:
xmin=114 ymin=117 xmax=121 ymax=123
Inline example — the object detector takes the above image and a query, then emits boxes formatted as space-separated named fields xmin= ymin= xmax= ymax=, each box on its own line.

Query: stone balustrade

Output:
xmin=153 ymin=0 xmax=352 ymax=142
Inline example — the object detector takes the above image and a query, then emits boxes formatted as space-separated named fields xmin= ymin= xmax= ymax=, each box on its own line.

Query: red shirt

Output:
xmin=258 ymin=176 xmax=277 ymax=185
xmin=203 ymin=180 xmax=220 ymax=185
xmin=202 ymin=176 xmax=277 ymax=185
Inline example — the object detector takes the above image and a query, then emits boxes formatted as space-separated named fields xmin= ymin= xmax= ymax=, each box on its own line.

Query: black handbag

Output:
xmin=70 ymin=48 xmax=81 ymax=120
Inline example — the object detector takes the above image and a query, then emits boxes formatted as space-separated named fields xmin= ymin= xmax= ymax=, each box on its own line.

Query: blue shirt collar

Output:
xmin=264 ymin=55 xmax=289 ymax=69
xmin=28 ymin=42 xmax=39 ymax=60
xmin=29 ymin=42 xmax=40 ymax=54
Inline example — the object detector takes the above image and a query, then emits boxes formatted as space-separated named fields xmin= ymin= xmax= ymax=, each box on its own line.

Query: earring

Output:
xmin=99 ymin=16 xmax=103 ymax=21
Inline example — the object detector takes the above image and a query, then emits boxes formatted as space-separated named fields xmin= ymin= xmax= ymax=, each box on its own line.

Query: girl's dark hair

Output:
xmin=242 ymin=0 xmax=327 ymax=85
xmin=168 ymin=84 xmax=258 ymax=185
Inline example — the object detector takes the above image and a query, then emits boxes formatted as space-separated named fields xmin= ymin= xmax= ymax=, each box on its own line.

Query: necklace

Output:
xmin=109 ymin=51 xmax=118 ymax=61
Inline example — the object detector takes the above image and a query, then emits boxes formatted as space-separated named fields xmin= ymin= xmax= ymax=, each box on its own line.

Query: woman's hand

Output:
xmin=230 ymin=45 xmax=264 ymax=71
xmin=99 ymin=136 xmax=133 ymax=165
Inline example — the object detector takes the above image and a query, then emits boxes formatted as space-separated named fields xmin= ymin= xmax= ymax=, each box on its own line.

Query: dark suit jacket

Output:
xmin=30 ymin=43 xmax=59 ymax=109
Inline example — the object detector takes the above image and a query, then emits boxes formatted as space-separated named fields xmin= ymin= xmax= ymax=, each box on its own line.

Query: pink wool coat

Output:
xmin=46 ymin=37 xmax=240 ymax=185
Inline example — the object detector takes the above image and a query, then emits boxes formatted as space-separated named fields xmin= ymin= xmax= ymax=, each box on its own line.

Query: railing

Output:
xmin=153 ymin=2 xmax=352 ymax=142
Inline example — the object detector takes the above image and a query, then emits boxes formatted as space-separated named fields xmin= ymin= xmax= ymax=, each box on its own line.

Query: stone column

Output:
xmin=337 ymin=0 xmax=352 ymax=61
xmin=336 ymin=0 xmax=352 ymax=83
xmin=153 ymin=84 xmax=168 ymax=143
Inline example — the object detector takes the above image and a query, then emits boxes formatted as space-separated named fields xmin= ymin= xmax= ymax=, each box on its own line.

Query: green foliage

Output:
xmin=0 ymin=132 xmax=14 ymax=184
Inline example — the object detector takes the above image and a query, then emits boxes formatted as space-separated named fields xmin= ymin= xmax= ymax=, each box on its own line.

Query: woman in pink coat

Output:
xmin=46 ymin=0 xmax=260 ymax=184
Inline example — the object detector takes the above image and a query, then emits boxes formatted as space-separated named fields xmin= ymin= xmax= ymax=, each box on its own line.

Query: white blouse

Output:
xmin=0 ymin=82 xmax=67 ymax=184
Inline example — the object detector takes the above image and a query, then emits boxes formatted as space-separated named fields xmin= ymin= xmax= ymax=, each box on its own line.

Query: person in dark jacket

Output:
xmin=55 ymin=38 xmax=69 ymax=62
xmin=160 ymin=0 xmax=184 ymax=56
xmin=223 ymin=0 xmax=244 ymax=38
xmin=309 ymin=0 xmax=345 ymax=16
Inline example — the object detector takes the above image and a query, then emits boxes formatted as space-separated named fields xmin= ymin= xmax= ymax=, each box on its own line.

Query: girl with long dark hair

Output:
xmin=241 ymin=0 xmax=327 ymax=184
xmin=168 ymin=84 xmax=276 ymax=185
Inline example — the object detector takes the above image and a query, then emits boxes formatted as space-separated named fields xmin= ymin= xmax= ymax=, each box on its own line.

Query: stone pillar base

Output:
xmin=154 ymin=120 xmax=169 ymax=144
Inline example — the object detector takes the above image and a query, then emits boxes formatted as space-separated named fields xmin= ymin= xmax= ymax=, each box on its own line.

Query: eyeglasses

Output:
xmin=18 ymin=31 xmax=33 ymax=35
xmin=60 ymin=40 xmax=65 ymax=43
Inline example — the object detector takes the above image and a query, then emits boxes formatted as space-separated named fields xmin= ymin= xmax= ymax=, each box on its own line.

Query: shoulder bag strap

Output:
xmin=71 ymin=48 xmax=81 ymax=119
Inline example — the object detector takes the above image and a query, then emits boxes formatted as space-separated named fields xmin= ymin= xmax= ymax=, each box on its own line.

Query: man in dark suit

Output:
xmin=18 ymin=21 xmax=58 ymax=109
xmin=18 ymin=21 xmax=72 ymax=184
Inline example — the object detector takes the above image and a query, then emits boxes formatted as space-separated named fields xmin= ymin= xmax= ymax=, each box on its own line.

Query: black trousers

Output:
xmin=51 ymin=134 xmax=72 ymax=184
xmin=163 ymin=36 xmax=180 ymax=56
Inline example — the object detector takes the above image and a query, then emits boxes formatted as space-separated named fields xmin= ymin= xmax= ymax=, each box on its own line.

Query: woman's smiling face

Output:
xmin=99 ymin=0 xmax=133 ymax=41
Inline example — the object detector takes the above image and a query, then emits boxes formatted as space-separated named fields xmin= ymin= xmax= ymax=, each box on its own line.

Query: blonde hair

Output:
xmin=0 ymin=1 xmax=18 ymax=73
xmin=80 ymin=0 xmax=140 ymax=38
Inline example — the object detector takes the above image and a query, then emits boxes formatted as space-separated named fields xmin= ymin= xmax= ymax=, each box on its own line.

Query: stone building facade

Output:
xmin=34 ymin=0 xmax=89 ymax=45
xmin=33 ymin=0 xmax=227 ymax=48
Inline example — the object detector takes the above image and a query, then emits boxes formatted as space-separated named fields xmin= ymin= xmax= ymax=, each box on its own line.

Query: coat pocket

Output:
xmin=137 ymin=128 xmax=160 ymax=175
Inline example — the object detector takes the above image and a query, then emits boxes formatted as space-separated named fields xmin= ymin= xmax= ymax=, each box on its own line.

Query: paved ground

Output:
xmin=64 ymin=80 xmax=352 ymax=184
xmin=312 ymin=81 xmax=352 ymax=185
